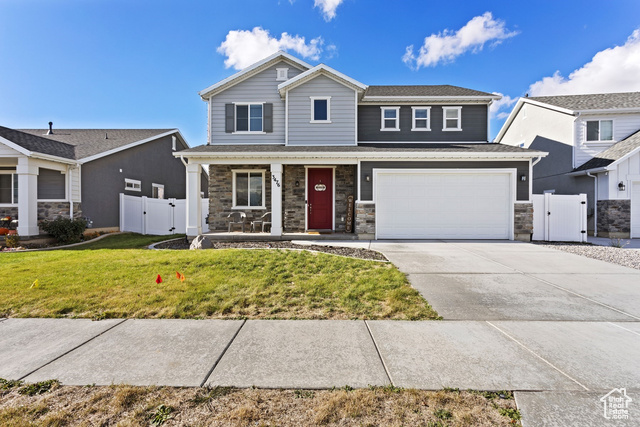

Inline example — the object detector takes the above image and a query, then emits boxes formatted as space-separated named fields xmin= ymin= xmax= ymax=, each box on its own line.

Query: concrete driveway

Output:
xmin=369 ymin=240 xmax=640 ymax=321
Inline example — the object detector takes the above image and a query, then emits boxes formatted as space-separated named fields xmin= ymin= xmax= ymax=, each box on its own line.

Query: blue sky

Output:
xmin=1 ymin=0 xmax=640 ymax=144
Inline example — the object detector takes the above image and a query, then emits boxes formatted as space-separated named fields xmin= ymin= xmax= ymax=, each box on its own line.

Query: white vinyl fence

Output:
xmin=532 ymin=193 xmax=587 ymax=242
xmin=119 ymin=194 xmax=209 ymax=235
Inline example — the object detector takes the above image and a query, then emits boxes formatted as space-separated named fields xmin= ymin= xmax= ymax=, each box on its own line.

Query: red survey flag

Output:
xmin=156 ymin=274 xmax=162 ymax=284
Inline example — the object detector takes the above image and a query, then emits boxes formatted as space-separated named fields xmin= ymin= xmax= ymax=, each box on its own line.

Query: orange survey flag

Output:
xmin=176 ymin=271 xmax=185 ymax=282
xmin=156 ymin=274 xmax=162 ymax=284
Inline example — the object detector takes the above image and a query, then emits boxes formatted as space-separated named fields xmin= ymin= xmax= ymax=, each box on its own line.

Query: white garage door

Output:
xmin=375 ymin=170 xmax=513 ymax=239
xmin=632 ymin=182 xmax=640 ymax=238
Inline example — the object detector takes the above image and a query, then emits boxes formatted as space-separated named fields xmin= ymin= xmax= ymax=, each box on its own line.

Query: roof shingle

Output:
xmin=574 ymin=129 xmax=640 ymax=172
xmin=364 ymin=85 xmax=495 ymax=98
xmin=529 ymin=92 xmax=640 ymax=111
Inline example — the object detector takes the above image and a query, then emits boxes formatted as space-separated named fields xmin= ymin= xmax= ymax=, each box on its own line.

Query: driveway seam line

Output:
xmin=364 ymin=320 xmax=394 ymax=386
xmin=486 ymin=321 xmax=590 ymax=391
xmin=18 ymin=318 xmax=128 ymax=381
xmin=199 ymin=319 xmax=246 ymax=388
xmin=607 ymin=322 xmax=640 ymax=337
xmin=447 ymin=242 xmax=640 ymax=321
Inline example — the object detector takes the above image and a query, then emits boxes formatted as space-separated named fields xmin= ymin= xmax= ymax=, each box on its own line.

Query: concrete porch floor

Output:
xmin=200 ymin=231 xmax=361 ymax=241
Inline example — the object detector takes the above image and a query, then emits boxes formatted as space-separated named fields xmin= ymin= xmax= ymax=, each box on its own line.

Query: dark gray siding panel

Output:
xmin=358 ymin=105 xmax=488 ymax=142
xmin=360 ymin=161 xmax=529 ymax=201
xmin=37 ymin=168 xmax=66 ymax=199
xmin=81 ymin=135 xmax=209 ymax=228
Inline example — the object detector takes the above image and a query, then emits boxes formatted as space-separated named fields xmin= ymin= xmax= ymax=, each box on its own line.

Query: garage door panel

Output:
xmin=376 ymin=171 xmax=512 ymax=240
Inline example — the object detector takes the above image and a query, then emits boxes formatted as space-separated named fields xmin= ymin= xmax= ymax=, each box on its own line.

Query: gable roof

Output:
xmin=0 ymin=127 xmax=183 ymax=163
xmin=277 ymin=63 xmax=367 ymax=97
xmin=573 ymin=129 xmax=640 ymax=172
xmin=363 ymin=85 xmax=497 ymax=99
xmin=528 ymin=92 xmax=640 ymax=111
xmin=199 ymin=51 xmax=312 ymax=100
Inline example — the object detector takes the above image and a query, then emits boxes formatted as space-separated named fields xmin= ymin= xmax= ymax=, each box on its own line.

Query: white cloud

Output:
xmin=403 ymin=12 xmax=518 ymax=70
xmin=489 ymin=92 xmax=517 ymax=118
xmin=528 ymin=29 xmax=640 ymax=96
xmin=217 ymin=27 xmax=325 ymax=70
xmin=314 ymin=0 xmax=343 ymax=21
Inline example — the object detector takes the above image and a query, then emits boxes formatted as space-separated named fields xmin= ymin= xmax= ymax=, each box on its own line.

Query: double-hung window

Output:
xmin=233 ymin=170 xmax=265 ymax=209
xmin=236 ymin=103 xmax=263 ymax=133
xmin=411 ymin=107 xmax=431 ymax=131
xmin=586 ymin=120 xmax=613 ymax=142
xmin=310 ymin=97 xmax=331 ymax=123
xmin=0 ymin=173 xmax=18 ymax=204
xmin=442 ymin=107 xmax=462 ymax=131
xmin=380 ymin=107 xmax=400 ymax=131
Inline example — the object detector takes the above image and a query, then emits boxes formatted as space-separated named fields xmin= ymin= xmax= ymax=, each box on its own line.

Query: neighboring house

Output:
xmin=0 ymin=125 xmax=208 ymax=236
xmin=175 ymin=51 xmax=546 ymax=240
xmin=496 ymin=92 xmax=640 ymax=238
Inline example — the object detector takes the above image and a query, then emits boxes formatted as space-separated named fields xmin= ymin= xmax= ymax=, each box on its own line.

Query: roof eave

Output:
xmin=277 ymin=64 xmax=368 ymax=98
xmin=77 ymin=129 xmax=182 ymax=164
xmin=174 ymin=150 xmax=547 ymax=160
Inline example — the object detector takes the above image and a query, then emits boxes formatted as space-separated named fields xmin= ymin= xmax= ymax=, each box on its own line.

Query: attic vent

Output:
xmin=47 ymin=121 xmax=53 ymax=135
xmin=276 ymin=68 xmax=289 ymax=81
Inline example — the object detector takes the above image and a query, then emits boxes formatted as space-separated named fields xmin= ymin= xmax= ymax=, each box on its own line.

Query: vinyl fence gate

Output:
xmin=119 ymin=194 xmax=209 ymax=235
xmin=532 ymin=193 xmax=587 ymax=242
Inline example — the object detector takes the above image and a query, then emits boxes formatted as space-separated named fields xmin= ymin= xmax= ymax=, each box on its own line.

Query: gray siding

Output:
xmin=288 ymin=75 xmax=356 ymax=145
xmin=360 ymin=161 xmax=529 ymax=201
xmin=37 ymin=168 xmax=66 ymax=199
xmin=210 ymin=61 xmax=304 ymax=144
xmin=358 ymin=104 xmax=488 ymax=142
xmin=82 ymin=135 xmax=208 ymax=228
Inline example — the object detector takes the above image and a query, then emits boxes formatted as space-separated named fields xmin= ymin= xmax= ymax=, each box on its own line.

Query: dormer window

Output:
xmin=310 ymin=97 xmax=331 ymax=123
xmin=276 ymin=68 xmax=289 ymax=81
xmin=586 ymin=120 xmax=613 ymax=142
xmin=442 ymin=107 xmax=462 ymax=131
xmin=380 ymin=107 xmax=400 ymax=131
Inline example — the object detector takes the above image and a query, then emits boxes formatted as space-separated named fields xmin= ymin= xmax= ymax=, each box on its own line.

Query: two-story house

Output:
xmin=176 ymin=51 xmax=546 ymax=240
xmin=496 ymin=93 xmax=640 ymax=238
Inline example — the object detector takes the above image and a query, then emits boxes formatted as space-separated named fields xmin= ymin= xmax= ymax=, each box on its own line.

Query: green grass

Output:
xmin=71 ymin=233 xmax=181 ymax=250
xmin=0 ymin=246 xmax=438 ymax=320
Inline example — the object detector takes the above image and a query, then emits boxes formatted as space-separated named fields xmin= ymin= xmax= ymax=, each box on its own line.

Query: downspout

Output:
xmin=587 ymin=172 xmax=597 ymax=237
xmin=179 ymin=155 xmax=188 ymax=167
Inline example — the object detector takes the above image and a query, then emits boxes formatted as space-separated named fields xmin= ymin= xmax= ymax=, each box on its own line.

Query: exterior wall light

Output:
xmin=520 ymin=175 xmax=527 ymax=182
xmin=618 ymin=181 xmax=626 ymax=191
xmin=295 ymin=180 xmax=300 ymax=187
xmin=365 ymin=174 xmax=371 ymax=182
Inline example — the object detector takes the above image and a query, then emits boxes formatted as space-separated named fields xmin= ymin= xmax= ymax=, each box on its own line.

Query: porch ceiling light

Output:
xmin=618 ymin=181 xmax=626 ymax=191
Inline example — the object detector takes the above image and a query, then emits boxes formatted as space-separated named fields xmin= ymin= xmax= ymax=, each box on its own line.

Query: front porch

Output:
xmin=198 ymin=231 xmax=361 ymax=242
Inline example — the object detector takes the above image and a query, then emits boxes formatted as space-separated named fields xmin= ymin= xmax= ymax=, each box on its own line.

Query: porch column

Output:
xmin=270 ymin=163 xmax=283 ymax=236
xmin=185 ymin=162 xmax=202 ymax=237
xmin=16 ymin=157 xmax=39 ymax=236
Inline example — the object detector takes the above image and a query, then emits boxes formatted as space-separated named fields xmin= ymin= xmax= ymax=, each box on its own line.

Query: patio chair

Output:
xmin=251 ymin=212 xmax=272 ymax=233
xmin=227 ymin=212 xmax=247 ymax=232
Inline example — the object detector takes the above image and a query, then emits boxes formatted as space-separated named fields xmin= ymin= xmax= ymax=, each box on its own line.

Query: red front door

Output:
xmin=307 ymin=168 xmax=333 ymax=230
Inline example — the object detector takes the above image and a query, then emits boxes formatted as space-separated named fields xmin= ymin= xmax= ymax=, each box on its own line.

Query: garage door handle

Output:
xmin=547 ymin=211 xmax=551 ymax=216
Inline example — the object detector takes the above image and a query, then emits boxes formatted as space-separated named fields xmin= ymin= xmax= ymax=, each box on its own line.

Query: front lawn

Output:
xmin=0 ymin=245 xmax=438 ymax=320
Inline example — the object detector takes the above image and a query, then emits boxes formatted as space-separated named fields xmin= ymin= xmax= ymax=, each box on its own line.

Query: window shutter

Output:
xmin=225 ymin=104 xmax=234 ymax=133
xmin=264 ymin=103 xmax=273 ymax=133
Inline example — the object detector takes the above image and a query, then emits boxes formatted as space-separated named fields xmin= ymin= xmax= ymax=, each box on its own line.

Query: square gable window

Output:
xmin=311 ymin=97 xmax=331 ymax=123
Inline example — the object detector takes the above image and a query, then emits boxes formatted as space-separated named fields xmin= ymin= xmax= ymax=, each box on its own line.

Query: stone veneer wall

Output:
xmin=0 ymin=206 xmax=18 ymax=219
xmin=334 ymin=165 xmax=356 ymax=232
xmin=283 ymin=165 xmax=305 ymax=232
xmin=208 ymin=165 xmax=271 ymax=231
xmin=355 ymin=202 xmax=375 ymax=238
xmin=597 ymin=199 xmax=631 ymax=237
xmin=514 ymin=203 xmax=533 ymax=242
xmin=38 ymin=202 xmax=83 ymax=222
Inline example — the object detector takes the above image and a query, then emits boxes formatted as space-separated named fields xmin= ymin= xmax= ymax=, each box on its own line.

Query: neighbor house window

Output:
xmin=412 ymin=107 xmax=431 ymax=131
xmin=586 ymin=120 xmax=613 ymax=142
xmin=233 ymin=170 xmax=265 ymax=209
xmin=0 ymin=173 xmax=18 ymax=204
xmin=381 ymin=107 xmax=400 ymax=131
xmin=442 ymin=107 xmax=462 ymax=131
xmin=37 ymin=168 xmax=66 ymax=200
xmin=235 ymin=103 xmax=263 ymax=132
xmin=152 ymin=183 xmax=165 ymax=199
xmin=125 ymin=178 xmax=141 ymax=192
xmin=310 ymin=97 xmax=331 ymax=123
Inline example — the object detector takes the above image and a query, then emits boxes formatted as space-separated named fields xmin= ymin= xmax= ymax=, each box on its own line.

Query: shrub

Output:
xmin=5 ymin=231 xmax=20 ymax=248
xmin=41 ymin=217 xmax=87 ymax=244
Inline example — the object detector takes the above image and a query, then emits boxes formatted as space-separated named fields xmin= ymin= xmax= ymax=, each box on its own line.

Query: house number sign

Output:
xmin=314 ymin=184 xmax=327 ymax=191
xmin=271 ymin=174 xmax=281 ymax=187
